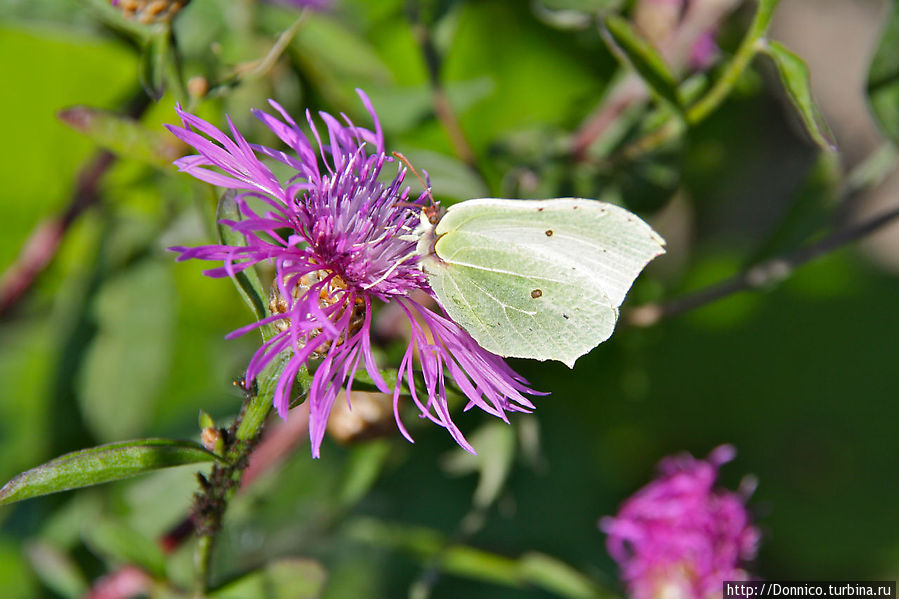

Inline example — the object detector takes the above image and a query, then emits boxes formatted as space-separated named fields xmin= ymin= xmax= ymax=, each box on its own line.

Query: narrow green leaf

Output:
xmin=761 ymin=40 xmax=836 ymax=152
xmin=0 ymin=439 xmax=219 ymax=506
xmin=602 ymin=15 xmax=682 ymax=112
xmin=209 ymin=558 xmax=326 ymax=599
xmin=216 ymin=190 xmax=269 ymax=324
xmin=344 ymin=518 xmax=614 ymax=598
xmin=520 ymin=553 xmax=611 ymax=599
xmin=867 ymin=1 xmax=899 ymax=143
xmin=58 ymin=106 xmax=180 ymax=167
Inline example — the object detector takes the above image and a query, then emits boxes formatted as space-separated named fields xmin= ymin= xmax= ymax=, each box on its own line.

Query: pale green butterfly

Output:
xmin=413 ymin=197 xmax=666 ymax=367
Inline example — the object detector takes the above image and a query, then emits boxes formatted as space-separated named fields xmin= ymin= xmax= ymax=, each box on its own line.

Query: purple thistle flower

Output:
xmin=166 ymin=90 xmax=539 ymax=457
xmin=600 ymin=445 xmax=760 ymax=599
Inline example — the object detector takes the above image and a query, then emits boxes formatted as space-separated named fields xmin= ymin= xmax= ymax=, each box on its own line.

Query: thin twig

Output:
xmin=626 ymin=201 xmax=899 ymax=327
xmin=234 ymin=13 xmax=308 ymax=81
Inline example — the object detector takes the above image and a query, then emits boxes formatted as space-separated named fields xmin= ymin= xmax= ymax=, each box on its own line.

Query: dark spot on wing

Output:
xmin=573 ymin=206 xmax=578 ymax=210
xmin=562 ymin=314 xmax=569 ymax=319
xmin=545 ymin=229 xmax=553 ymax=237
xmin=531 ymin=289 xmax=542 ymax=299
xmin=537 ymin=207 xmax=544 ymax=212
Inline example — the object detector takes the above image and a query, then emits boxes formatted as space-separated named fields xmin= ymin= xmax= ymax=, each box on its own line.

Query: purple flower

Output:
xmin=262 ymin=0 xmax=333 ymax=10
xmin=600 ymin=445 xmax=760 ymax=599
xmin=166 ymin=90 xmax=538 ymax=457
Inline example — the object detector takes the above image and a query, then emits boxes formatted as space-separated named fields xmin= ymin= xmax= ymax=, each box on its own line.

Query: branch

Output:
xmin=626 ymin=201 xmax=899 ymax=327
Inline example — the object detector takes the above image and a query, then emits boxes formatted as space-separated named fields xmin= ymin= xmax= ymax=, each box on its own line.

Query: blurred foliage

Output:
xmin=1 ymin=0 xmax=898 ymax=597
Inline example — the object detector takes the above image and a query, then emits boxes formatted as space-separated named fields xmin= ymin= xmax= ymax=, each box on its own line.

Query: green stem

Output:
xmin=685 ymin=0 xmax=780 ymax=124
xmin=193 ymin=535 xmax=213 ymax=596
xmin=191 ymin=356 xmax=288 ymax=593
xmin=619 ymin=0 xmax=782 ymax=160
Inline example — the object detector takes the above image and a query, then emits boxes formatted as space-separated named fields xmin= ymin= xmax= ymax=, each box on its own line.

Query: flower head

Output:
xmin=166 ymin=90 xmax=538 ymax=457
xmin=600 ymin=445 xmax=760 ymax=599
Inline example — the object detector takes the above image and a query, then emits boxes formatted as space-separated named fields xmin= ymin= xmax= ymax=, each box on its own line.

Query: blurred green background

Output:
xmin=1 ymin=0 xmax=898 ymax=597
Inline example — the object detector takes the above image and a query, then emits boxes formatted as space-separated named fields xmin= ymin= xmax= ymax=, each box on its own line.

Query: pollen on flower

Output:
xmin=268 ymin=271 xmax=366 ymax=358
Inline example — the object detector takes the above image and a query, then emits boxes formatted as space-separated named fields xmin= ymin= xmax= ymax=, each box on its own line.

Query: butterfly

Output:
xmin=414 ymin=197 xmax=665 ymax=367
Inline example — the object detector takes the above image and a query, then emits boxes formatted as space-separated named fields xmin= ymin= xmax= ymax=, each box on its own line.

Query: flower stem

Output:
xmin=190 ymin=358 xmax=289 ymax=593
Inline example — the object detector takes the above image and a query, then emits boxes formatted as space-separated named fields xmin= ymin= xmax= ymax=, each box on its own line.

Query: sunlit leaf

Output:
xmin=0 ymin=439 xmax=219 ymax=506
xmin=761 ymin=40 xmax=836 ymax=152
xmin=867 ymin=1 xmax=899 ymax=143
xmin=602 ymin=15 xmax=682 ymax=113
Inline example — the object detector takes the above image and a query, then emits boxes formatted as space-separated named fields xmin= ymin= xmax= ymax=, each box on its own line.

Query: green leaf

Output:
xmin=602 ymin=15 xmax=682 ymax=113
xmin=867 ymin=1 xmax=899 ymax=143
xmin=345 ymin=518 xmax=613 ymax=598
xmin=217 ymin=190 xmax=270 ymax=325
xmin=209 ymin=558 xmax=326 ymax=599
xmin=519 ymin=553 xmax=609 ymax=599
xmin=761 ymin=40 xmax=836 ymax=152
xmin=58 ymin=106 xmax=180 ymax=168
xmin=0 ymin=439 xmax=219 ymax=506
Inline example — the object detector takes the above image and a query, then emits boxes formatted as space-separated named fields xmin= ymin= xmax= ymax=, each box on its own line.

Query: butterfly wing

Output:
xmin=421 ymin=198 xmax=665 ymax=367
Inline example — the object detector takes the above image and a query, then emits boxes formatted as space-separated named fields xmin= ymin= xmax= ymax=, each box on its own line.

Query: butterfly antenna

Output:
xmin=393 ymin=152 xmax=435 ymax=206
